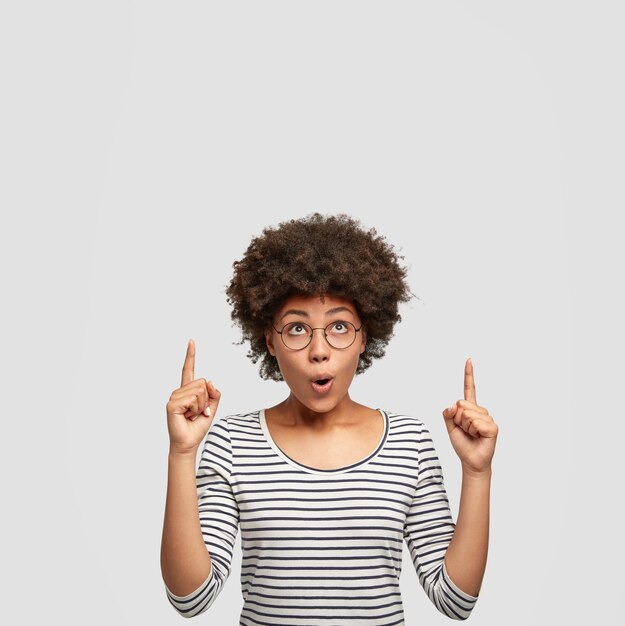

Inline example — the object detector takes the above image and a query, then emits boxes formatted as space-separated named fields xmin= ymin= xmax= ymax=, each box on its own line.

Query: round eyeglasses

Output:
xmin=272 ymin=320 xmax=363 ymax=351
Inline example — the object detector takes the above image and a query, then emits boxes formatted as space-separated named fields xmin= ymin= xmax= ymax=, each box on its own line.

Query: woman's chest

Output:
xmin=267 ymin=411 xmax=385 ymax=471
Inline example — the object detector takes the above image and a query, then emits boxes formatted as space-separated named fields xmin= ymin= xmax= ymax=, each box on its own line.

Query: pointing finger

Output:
xmin=181 ymin=339 xmax=196 ymax=387
xmin=464 ymin=357 xmax=477 ymax=404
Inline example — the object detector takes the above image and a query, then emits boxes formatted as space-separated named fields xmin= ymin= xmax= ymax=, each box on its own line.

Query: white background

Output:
xmin=1 ymin=1 xmax=622 ymax=624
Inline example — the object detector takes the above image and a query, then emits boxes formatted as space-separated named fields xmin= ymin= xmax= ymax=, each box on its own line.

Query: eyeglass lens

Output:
xmin=280 ymin=321 xmax=356 ymax=350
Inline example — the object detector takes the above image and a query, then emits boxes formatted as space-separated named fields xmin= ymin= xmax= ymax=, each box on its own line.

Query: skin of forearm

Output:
xmin=160 ymin=449 xmax=212 ymax=597
xmin=443 ymin=468 xmax=492 ymax=597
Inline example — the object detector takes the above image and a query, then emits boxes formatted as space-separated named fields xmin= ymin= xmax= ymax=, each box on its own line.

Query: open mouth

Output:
xmin=311 ymin=378 xmax=334 ymax=393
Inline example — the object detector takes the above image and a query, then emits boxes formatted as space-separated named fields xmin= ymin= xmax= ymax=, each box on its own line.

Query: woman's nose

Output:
xmin=308 ymin=327 xmax=331 ymax=357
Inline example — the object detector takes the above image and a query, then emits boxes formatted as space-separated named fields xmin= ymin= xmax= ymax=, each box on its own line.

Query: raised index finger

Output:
xmin=181 ymin=339 xmax=196 ymax=387
xmin=464 ymin=357 xmax=477 ymax=404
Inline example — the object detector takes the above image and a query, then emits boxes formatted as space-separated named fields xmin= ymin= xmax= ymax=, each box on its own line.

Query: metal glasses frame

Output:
xmin=271 ymin=320 xmax=363 ymax=350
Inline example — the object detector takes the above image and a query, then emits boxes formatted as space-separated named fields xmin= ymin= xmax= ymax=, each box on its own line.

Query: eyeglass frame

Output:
xmin=270 ymin=319 xmax=363 ymax=351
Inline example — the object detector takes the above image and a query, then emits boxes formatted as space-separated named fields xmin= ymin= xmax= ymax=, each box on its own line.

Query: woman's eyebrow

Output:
xmin=280 ymin=306 xmax=355 ymax=320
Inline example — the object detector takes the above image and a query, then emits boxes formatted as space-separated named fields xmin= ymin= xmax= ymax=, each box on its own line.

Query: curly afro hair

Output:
xmin=225 ymin=212 xmax=418 ymax=381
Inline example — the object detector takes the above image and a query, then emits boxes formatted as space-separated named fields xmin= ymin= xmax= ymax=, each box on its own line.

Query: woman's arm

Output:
xmin=444 ymin=467 xmax=491 ymax=597
xmin=160 ymin=448 xmax=212 ymax=597
xmin=161 ymin=417 xmax=240 ymax=618
xmin=441 ymin=358 xmax=498 ymax=598
xmin=403 ymin=420 xmax=479 ymax=620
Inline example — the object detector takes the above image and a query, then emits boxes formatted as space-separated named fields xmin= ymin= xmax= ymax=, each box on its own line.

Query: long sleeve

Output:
xmin=164 ymin=415 xmax=240 ymax=618
xmin=403 ymin=421 xmax=479 ymax=621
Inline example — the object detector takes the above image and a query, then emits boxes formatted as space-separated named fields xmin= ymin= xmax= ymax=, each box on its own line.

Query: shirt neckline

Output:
xmin=259 ymin=407 xmax=389 ymax=475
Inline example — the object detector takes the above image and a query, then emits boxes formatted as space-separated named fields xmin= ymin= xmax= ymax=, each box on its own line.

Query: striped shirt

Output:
xmin=164 ymin=408 xmax=479 ymax=623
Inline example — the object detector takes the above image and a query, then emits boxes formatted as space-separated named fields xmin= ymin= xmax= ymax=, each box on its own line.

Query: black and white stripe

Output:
xmin=165 ymin=409 xmax=479 ymax=623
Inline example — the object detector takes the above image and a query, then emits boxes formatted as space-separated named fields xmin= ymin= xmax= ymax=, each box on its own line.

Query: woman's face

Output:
xmin=264 ymin=293 xmax=367 ymax=412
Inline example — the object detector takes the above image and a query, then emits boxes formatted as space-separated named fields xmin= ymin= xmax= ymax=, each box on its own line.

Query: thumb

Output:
xmin=442 ymin=404 xmax=457 ymax=433
xmin=203 ymin=381 xmax=222 ymax=416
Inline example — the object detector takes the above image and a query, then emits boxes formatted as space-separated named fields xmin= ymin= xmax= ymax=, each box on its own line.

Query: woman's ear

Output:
xmin=359 ymin=327 xmax=367 ymax=354
xmin=265 ymin=328 xmax=276 ymax=357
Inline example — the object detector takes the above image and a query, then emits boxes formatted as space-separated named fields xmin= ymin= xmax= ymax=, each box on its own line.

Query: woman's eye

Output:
xmin=286 ymin=323 xmax=307 ymax=335
xmin=331 ymin=321 xmax=349 ymax=333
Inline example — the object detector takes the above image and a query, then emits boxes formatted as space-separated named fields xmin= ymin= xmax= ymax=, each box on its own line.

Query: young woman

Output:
xmin=161 ymin=213 xmax=498 ymax=624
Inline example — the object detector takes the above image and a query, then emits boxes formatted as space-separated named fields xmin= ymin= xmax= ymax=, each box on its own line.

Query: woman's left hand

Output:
xmin=442 ymin=358 xmax=499 ymax=475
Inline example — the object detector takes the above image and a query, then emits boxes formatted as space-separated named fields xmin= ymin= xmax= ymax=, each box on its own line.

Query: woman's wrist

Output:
xmin=461 ymin=464 xmax=492 ymax=480
xmin=169 ymin=445 xmax=199 ymax=460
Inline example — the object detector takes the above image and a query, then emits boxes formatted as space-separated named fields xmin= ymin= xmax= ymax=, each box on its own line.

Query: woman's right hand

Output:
xmin=166 ymin=339 xmax=222 ymax=454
